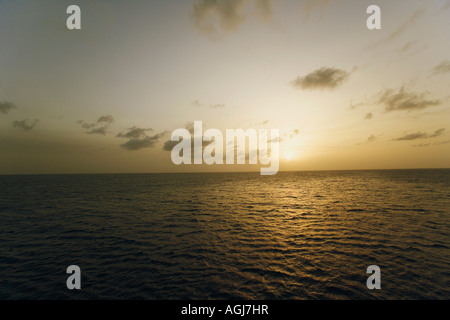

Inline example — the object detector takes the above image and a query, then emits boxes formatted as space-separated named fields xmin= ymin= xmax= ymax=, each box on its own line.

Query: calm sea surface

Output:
xmin=0 ymin=170 xmax=449 ymax=299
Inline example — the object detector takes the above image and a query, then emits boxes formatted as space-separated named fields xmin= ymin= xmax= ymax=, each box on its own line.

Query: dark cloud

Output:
xmin=120 ymin=134 xmax=165 ymax=151
xmin=162 ymin=122 xmax=211 ymax=153
xmin=79 ymin=115 xmax=114 ymax=135
xmin=394 ymin=128 xmax=445 ymax=141
xmin=97 ymin=115 xmax=114 ymax=124
xmin=429 ymin=128 xmax=446 ymax=138
xmin=81 ymin=123 xmax=95 ymax=129
xmin=0 ymin=101 xmax=17 ymax=114
xmin=116 ymin=126 xmax=153 ymax=139
xmin=365 ymin=113 xmax=373 ymax=120
xmin=432 ymin=60 xmax=450 ymax=75
xmin=12 ymin=119 xmax=39 ymax=131
xmin=395 ymin=132 xmax=428 ymax=141
xmin=163 ymin=122 xmax=196 ymax=152
xmin=117 ymin=126 xmax=167 ymax=151
xmin=291 ymin=67 xmax=350 ymax=90
xmin=192 ymin=0 xmax=273 ymax=36
xmin=377 ymin=87 xmax=440 ymax=112
xmin=87 ymin=127 xmax=107 ymax=135
xmin=163 ymin=139 xmax=179 ymax=152
xmin=162 ymin=136 xmax=213 ymax=153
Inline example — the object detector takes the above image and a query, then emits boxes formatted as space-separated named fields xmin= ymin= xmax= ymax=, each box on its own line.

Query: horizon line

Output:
xmin=1 ymin=167 xmax=449 ymax=176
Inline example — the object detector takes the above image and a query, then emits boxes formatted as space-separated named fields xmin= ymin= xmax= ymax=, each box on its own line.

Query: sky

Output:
xmin=0 ymin=0 xmax=449 ymax=174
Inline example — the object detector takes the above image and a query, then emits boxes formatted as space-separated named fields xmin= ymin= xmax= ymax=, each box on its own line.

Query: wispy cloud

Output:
xmin=210 ymin=103 xmax=225 ymax=109
xmin=192 ymin=0 xmax=248 ymax=35
xmin=394 ymin=128 xmax=445 ymax=141
xmin=367 ymin=134 xmax=376 ymax=143
xmin=367 ymin=6 xmax=427 ymax=49
xmin=117 ymin=126 xmax=167 ymax=151
xmin=413 ymin=140 xmax=450 ymax=147
xmin=291 ymin=67 xmax=351 ymax=90
xmin=400 ymin=41 xmax=419 ymax=53
xmin=192 ymin=100 xmax=202 ymax=107
xmin=300 ymin=0 xmax=334 ymax=20
xmin=432 ymin=60 xmax=450 ymax=75
xmin=0 ymin=101 xmax=17 ymax=114
xmin=192 ymin=0 xmax=273 ymax=36
xmin=116 ymin=126 xmax=153 ymax=139
xmin=192 ymin=100 xmax=226 ymax=109
xmin=377 ymin=86 xmax=440 ymax=112
xmin=12 ymin=119 xmax=39 ymax=131
xmin=385 ymin=7 xmax=427 ymax=43
xmin=349 ymin=102 xmax=364 ymax=110
xmin=255 ymin=0 xmax=272 ymax=21
xmin=79 ymin=115 xmax=114 ymax=135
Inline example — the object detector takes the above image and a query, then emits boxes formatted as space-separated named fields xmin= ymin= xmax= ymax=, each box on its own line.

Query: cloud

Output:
xmin=394 ymin=128 xmax=445 ymax=141
xmin=377 ymin=87 xmax=440 ymax=112
xmin=0 ymin=101 xmax=17 ymax=114
xmin=87 ymin=127 xmax=108 ymax=135
xmin=192 ymin=0 xmax=248 ymax=35
xmin=81 ymin=123 xmax=95 ymax=129
xmin=117 ymin=126 xmax=167 ymax=151
xmin=429 ymin=128 xmax=446 ymax=138
xmin=12 ymin=119 xmax=39 ymax=131
xmin=365 ymin=113 xmax=373 ymax=120
xmin=291 ymin=67 xmax=351 ymax=90
xmin=120 ymin=134 xmax=165 ymax=151
xmin=210 ymin=103 xmax=225 ymax=109
xmin=162 ymin=122 xmax=196 ymax=152
xmin=192 ymin=100 xmax=226 ymax=109
xmin=79 ymin=115 xmax=114 ymax=135
xmin=367 ymin=135 xmax=376 ymax=143
xmin=349 ymin=102 xmax=364 ymax=110
xmin=385 ymin=7 xmax=427 ymax=43
xmin=192 ymin=0 xmax=273 ymax=36
xmin=432 ymin=60 xmax=450 ymax=75
xmin=255 ymin=0 xmax=272 ymax=21
xmin=367 ymin=6 xmax=427 ymax=50
xmin=400 ymin=41 xmax=419 ymax=53
xmin=300 ymin=0 xmax=334 ymax=20
xmin=163 ymin=139 xmax=179 ymax=152
xmin=162 ymin=122 xmax=211 ymax=152
xmin=97 ymin=115 xmax=114 ymax=124
xmin=395 ymin=132 xmax=428 ymax=141
xmin=435 ymin=140 xmax=450 ymax=145
xmin=116 ymin=126 xmax=153 ymax=139
xmin=283 ymin=129 xmax=300 ymax=139
xmin=413 ymin=140 xmax=450 ymax=147
xmin=192 ymin=100 xmax=202 ymax=107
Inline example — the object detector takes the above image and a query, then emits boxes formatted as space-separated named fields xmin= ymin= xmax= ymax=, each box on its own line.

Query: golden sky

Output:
xmin=0 ymin=0 xmax=449 ymax=174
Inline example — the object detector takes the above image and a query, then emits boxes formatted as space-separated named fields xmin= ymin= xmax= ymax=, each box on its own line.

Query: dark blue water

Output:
xmin=1 ymin=170 xmax=449 ymax=299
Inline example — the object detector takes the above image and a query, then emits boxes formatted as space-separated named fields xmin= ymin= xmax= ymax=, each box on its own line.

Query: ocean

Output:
xmin=0 ymin=169 xmax=449 ymax=299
